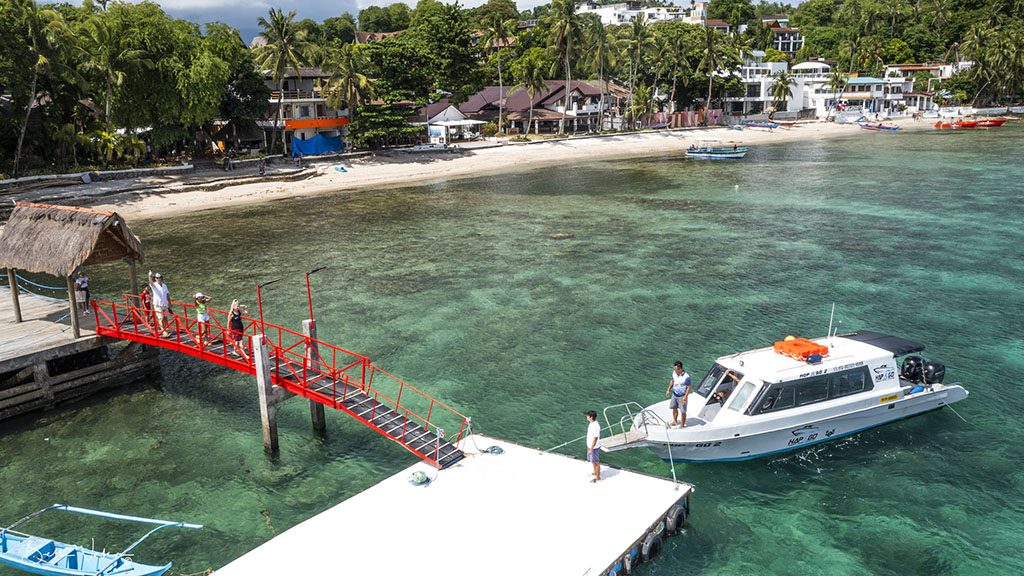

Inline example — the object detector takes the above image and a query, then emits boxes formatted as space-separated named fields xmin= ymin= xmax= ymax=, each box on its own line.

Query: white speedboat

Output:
xmin=602 ymin=331 xmax=968 ymax=462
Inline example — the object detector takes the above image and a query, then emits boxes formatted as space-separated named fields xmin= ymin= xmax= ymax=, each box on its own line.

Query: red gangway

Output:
xmin=92 ymin=297 xmax=468 ymax=469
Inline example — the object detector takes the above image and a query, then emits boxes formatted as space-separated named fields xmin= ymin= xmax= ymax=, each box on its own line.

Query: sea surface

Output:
xmin=2 ymin=125 xmax=1023 ymax=576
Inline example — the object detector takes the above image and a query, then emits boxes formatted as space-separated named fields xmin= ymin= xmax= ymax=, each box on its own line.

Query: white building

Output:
xmin=724 ymin=50 xmax=788 ymax=115
xmin=261 ymin=67 xmax=349 ymax=152
xmin=576 ymin=2 xmax=686 ymax=25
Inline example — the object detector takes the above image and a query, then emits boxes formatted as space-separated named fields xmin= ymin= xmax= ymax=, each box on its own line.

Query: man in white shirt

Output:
xmin=148 ymin=270 xmax=171 ymax=336
xmin=585 ymin=410 xmax=602 ymax=483
xmin=665 ymin=361 xmax=691 ymax=428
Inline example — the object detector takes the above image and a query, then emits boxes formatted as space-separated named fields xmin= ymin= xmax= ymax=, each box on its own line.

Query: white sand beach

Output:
xmin=90 ymin=121 xmax=921 ymax=220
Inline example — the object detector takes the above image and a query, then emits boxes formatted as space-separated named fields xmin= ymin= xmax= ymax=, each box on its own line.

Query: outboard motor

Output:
xmin=922 ymin=361 xmax=945 ymax=385
xmin=901 ymin=356 xmax=924 ymax=383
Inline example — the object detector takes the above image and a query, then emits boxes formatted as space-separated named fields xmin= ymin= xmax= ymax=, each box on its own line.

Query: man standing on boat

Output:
xmin=666 ymin=361 xmax=691 ymax=428
xmin=585 ymin=410 xmax=602 ymax=483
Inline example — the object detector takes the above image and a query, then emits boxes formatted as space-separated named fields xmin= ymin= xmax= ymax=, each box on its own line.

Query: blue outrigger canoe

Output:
xmin=0 ymin=505 xmax=201 ymax=576
xmin=741 ymin=121 xmax=779 ymax=129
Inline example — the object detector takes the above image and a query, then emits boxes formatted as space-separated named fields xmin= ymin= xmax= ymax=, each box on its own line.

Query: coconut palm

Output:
xmin=325 ymin=44 xmax=373 ymax=124
xmin=825 ymin=69 xmax=847 ymax=120
xmin=117 ymin=134 xmax=146 ymax=167
xmin=79 ymin=15 xmax=152 ymax=130
xmin=254 ymin=8 xmax=310 ymax=153
xmin=92 ymin=130 xmax=118 ymax=167
xmin=769 ymin=70 xmax=796 ymax=113
xmin=584 ymin=17 xmax=618 ymax=130
xmin=697 ymin=26 xmax=726 ymax=123
xmin=481 ymin=14 xmax=516 ymax=134
xmin=547 ymin=0 xmax=581 ymax=134
xmin=513 ymin=51 xmax=548 ymax=136
xmin=12 ymin=0 xmax=69 ymax=177
xmin=666 ymin=34 xmax=692 ymax=113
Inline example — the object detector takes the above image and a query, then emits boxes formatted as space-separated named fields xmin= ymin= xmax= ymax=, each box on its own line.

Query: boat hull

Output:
xmin=686 ymin=151 xmax=747 ymax=159
xmin=0 ymin=533 xmax=171 ymax=576
xmin=640 ymin=385 xmax=968 ymax=462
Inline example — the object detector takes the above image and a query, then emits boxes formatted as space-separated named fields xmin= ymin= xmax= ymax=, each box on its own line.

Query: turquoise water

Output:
xmin=2 ymin=126 xmax=1023 ymax=575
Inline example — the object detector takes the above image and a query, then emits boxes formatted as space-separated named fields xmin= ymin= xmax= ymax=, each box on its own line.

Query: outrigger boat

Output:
xmin=0 ymin=504 xmax=202 ymax=576
xmin=685 ymin=139 xmax=749 ymax=159
xmin=601 ymin=330 xmax=969 ymax=462
xmin=741 ymin=121 xmax=779 ymax=130
xmin=858 ymin=122 xmax=900 ymax=131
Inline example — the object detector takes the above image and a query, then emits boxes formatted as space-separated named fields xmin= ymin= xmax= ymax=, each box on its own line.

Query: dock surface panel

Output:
xmin=215 ymin=434 xmax=692 ymax=576
xmin=0 ymin=286 xmax=95 ymax=363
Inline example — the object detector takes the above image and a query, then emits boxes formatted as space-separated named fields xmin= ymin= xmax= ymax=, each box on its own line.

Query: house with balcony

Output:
xmin=764 ymin=21 xmax=804 ymax=56
xmin=724 ymin=50 xmax=788 ymax=115
xmin=261 ymin=67 xmax=350 ymax=155
xmin=576 ymin=2 xmax=686 ymax=25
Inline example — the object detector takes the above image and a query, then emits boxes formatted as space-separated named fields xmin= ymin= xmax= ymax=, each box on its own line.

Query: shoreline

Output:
xmin=83 ymin=121 xmax=913 ymax=221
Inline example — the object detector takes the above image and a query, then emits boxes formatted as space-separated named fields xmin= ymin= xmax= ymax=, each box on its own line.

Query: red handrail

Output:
xmin=92 ymin=298 xmax=469 ymax=464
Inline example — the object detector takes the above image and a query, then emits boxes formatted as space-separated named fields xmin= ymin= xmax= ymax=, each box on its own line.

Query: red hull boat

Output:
xmin=977 ymin=118 xmax=1007 ymax=127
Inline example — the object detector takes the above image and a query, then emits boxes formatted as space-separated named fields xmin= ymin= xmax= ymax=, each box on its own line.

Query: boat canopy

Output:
xmin=836 ymin=331 xmax=925 ymax=356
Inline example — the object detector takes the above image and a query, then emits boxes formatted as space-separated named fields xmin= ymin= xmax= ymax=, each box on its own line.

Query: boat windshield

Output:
xmin=725 ymin=380 xmax=758 ymax=412
xmin=695 ymin=364 xmax=727 ymax=397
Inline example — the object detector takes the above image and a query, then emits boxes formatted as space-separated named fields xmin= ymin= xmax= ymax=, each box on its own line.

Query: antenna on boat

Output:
xmin=827 ymin=303 xmax=835 ymax=341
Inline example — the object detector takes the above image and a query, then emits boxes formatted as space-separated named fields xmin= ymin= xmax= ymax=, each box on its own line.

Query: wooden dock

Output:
xmin=0 ymin=286 xmax=159 ymax=422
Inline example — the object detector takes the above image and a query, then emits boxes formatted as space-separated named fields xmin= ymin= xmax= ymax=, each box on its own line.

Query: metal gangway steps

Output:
xmin=92 ymin=298 xmax=467 ymax=469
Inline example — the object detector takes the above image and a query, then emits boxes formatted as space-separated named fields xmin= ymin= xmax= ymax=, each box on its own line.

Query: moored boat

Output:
xmin=0 ymin=504 xmax=202 ymax=576
xmin=977 ymin=118 xmax=1007 ymax=127
xmin=601 ymin=331 xmax=969 ymax=462
xmin=934 ymin=120 xmax=953 ymax=129
xmin=859 ymin=122 xmax=900 ymax=131
xmin=954 ymin=120 xmax=978 ymax=128
xmin=685 ymin=139 xmax=749 ymax=159
xmin=741 ymin=121 xmax=779 ymax=130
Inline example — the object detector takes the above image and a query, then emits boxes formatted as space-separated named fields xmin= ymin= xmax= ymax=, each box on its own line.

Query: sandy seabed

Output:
xmin=93 ymin=120 xmax=922 ymax=221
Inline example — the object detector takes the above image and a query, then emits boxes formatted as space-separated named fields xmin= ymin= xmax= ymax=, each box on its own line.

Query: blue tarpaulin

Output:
xmin=291 ymin=134 xmax=343 ymax=157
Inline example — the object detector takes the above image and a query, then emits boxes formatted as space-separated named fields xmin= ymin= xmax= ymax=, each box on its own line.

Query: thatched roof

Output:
xmin=0 ymin=203 xmax=144 ymax=277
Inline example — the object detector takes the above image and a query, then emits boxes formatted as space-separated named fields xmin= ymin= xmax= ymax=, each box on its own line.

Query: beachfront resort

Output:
xmin=1 ymin=0 xmax=1023 ymax=575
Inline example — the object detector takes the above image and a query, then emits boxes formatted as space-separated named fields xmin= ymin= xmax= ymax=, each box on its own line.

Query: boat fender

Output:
xmin=607 ymin=560 xmax=624 ymax=576
xmin=483 ymin=445 xmax=505 ymax=455
xmin=640 ymin=532 xmax=662 ymax=563
xmin=407 ymin=471 xmax=431 ymax=486
xmin=623 ymin=546 xmax=639 ymax=573
xmin=807 ymin=354 xmax=823 ymax=364
xmin=665 ymin=504 xmax=686 ymax=534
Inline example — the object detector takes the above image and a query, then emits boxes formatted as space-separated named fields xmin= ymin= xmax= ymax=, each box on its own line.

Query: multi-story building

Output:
xmin=261 ymin=67 xmax=349 ymax=154
xmin=763 ymin=20 xmax=804 ymax=56
xmin=576 ymin=1 xmax=686 ymax=25
xmin=724 ymin=50 xmax=788 ymax=115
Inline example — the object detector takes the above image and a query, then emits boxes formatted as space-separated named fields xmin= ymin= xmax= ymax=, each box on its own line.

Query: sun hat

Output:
xmin=154 ymin=272 xmax=163 ymax=278
xmin=195 ymin=292 xmax=205 ymax=299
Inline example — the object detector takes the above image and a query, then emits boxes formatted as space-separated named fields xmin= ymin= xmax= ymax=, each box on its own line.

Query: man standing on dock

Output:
xmin=586 ymin=410 xmax=602 ymax=483
xmin=666 ymin=361 xmax=691 ymax=428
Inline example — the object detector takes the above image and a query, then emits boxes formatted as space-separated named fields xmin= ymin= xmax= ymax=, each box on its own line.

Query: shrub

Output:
xmin=481 ymin=122 xmax=498 ymax=137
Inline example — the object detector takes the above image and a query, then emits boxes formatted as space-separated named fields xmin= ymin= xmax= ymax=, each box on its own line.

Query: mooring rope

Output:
xmin=1 ymin=273 xmax=68 ymax=292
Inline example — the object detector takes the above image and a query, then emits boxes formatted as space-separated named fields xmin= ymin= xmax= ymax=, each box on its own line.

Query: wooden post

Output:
xmin=253 ymin=334 xmax=279 ymax=455
xmin=7 ymin=268 xmax=22 ymax=323
xmin=303 ymin=319 xmax=327 ymax=439
xmin=127 ymin=258 xmax=139 ymax=297
xmin=65 ymin=274 xmax=81 ymax=339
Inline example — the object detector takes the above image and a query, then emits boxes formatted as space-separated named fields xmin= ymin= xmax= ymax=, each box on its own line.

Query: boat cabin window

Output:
xmin=696 ymin=364 xmax=745 ymax=399
xmin=748 ymin=366 xmax=875 ymax=415
xmin=695 ymin=364 xmax=727 ymax=397
xmin=725 ymin=380 xmax=757 ymax=412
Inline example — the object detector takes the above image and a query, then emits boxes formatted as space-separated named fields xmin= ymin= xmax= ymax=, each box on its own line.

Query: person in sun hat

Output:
xmin=148 ymin=270 xmax=171 ymax=336
xmin=194 ymin=292 xmax=213 ymax=346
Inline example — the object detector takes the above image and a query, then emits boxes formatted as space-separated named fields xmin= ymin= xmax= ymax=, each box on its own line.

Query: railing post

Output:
xmin=303 ymin=319 xmax=327 ymax=439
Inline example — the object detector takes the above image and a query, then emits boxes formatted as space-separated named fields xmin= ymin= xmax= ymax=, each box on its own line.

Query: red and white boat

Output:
xmin=977 ymin=118 xmax=1007 ymax=127
xmin=954 ymin=120 xmax=978 ymax=128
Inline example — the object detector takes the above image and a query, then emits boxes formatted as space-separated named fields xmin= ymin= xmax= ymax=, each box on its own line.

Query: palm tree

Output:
xmin=325 ymin=44 xmax=373 ymax=125
xmin=630 ymin=83 xmax=652 ymax=127
xmin=254 ymin=8 xmax=309 ymax=153
xmin=547 ymin=0 xmax=581 ymax=134
xmin=12 ymin=0 xmax=68 ymax=177
xmin=666 ymin=34 xmax=692 ymax=113
xmin=883 ymin=0 xmax=908 ymax=39
xmin=92 ymin=130 xmax=118 ymax=167
xmin=584 ymin=17 xmax=618 ymax=130
xmin=697 ymin=26 xmax=725 ymax=124
xmin=624 ymin=14 xmax=652 ymax=126
xmin=769 ymin=71 xmax=795 ymax=115
xmin=825 ymin=69 xmax=846 ymax=121
xmin=79 ymin=16 xmax=152 ymax=130
xmin=648 ymin=35 xmax=671 ymax=116
xmin=514 ymin=51 xmax=548 ymax=136
xmin=481 ymin=14 xmax=516 ymax=134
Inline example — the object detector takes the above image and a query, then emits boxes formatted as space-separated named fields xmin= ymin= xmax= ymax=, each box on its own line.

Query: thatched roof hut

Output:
xmin=0 ymin=202 xmax=143 ymax=277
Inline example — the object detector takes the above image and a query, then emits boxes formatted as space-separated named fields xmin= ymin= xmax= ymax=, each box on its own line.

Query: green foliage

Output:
xmin=707 ymin=0 xmax=756 ymax=31
xmin=321 ymin=14 xmax=357 ymax=46
xmin=359 ymin=3 xmax=411 ymax=32
xmin=883 ymin=38 xmax=913 ymax=65
xmin=763 ymin=47 xmax=788 ymax=62
xmin=348 ymin=104 xmax=419 ymax=147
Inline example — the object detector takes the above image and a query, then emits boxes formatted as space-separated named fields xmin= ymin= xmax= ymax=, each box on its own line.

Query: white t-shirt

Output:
xmin=151 ymin=282 xmax=170 ymax=308
xmin=586 ymin=420 xmax=602 ymax=450
xmin=671 ymin=370 xmax=691 ymax=397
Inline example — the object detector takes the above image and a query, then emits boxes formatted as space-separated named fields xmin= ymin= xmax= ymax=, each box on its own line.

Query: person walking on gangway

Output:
xmin=148 ymin=270 xmax=171 ymax=337
xmin=585 ymin=410 xmax=602 ymax=483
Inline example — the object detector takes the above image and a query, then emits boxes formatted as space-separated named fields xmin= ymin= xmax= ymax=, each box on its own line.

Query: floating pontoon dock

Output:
xmin=215 ymin=434 xmax=693 ymax=576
